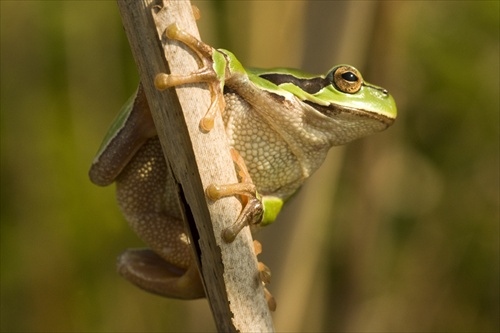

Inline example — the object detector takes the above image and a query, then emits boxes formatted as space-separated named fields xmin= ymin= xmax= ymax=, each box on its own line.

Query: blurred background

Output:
xmin=1 ymin=1 xmax=498 ymax=332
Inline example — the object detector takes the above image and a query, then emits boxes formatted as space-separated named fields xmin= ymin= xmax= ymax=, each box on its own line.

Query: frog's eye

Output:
xmin=331 ymin=65 xmax=363 ymax=94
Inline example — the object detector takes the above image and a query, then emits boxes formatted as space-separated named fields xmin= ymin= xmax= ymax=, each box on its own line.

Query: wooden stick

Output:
xmin=116 ymin=0 xmax=274 ymax=331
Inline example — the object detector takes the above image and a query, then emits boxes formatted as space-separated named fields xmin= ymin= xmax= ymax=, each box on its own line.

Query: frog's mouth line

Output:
xmin=304 ymin=100 xmax=395 ymax=128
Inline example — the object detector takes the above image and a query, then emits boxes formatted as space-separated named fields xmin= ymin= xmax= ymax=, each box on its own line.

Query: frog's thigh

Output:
xmin=117 ymin=247 xmax=204 ymax=299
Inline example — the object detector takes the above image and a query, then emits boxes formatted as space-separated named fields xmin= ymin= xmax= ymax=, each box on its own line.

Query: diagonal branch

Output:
xmin=116 ymin=0 xmax=274 ymax=331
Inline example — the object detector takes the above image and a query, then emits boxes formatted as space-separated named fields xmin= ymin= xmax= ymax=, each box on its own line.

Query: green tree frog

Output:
xmin=89 ymin=23 xmax=397 ymax=305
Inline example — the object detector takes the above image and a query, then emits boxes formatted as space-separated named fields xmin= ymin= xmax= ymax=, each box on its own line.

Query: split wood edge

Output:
xmin=116 ymin=0 xmax=274 ymax=331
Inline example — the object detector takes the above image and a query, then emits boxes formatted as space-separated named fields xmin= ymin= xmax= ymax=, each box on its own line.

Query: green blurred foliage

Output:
xmin=1 ymin=1 xmax=498 ymax=332
xmin=326 ymin=2 xmax=499 ymax=331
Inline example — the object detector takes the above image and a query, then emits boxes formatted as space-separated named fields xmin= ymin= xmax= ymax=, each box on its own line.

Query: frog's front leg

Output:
xmin=155 ymin=23 xmax=226 ymax=131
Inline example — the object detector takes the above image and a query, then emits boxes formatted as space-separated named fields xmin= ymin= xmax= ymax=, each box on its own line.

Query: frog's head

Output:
xmin=263 ymin=64 xmax=397 ymax=145
xmin=309 ymin=64 xmax=397 ymax=145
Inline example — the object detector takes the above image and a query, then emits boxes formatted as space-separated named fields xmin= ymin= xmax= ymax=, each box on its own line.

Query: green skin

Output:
xmin=89 ymin=26 xmax=397 ymax=300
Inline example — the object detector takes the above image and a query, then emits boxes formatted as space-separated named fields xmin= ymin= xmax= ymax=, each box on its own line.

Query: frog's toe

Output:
xmin=253 ymin=240 xmax=276 ymax=311
xmin=264 ymin=287 xmax=277 ymax=312
xmin=117 ymin=248 xmax=205 ymax=299
xmin=221 ymin=196 xmax=263 ymax=242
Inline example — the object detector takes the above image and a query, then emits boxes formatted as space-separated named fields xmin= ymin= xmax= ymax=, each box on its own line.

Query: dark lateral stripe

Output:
xmin=259 ymin=73 xmax=330 ymax=94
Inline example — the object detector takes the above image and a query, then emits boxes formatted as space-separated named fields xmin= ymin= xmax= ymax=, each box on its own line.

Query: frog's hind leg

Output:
xmin=115 ymin=209 xmax=205 ymax=299
xmin=115 ymin=138 xmax=205 ymax=299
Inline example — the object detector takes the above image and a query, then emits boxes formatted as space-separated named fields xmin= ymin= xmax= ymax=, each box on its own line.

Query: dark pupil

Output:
xmin=341 ymin=71 xmax=358 ymax=82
